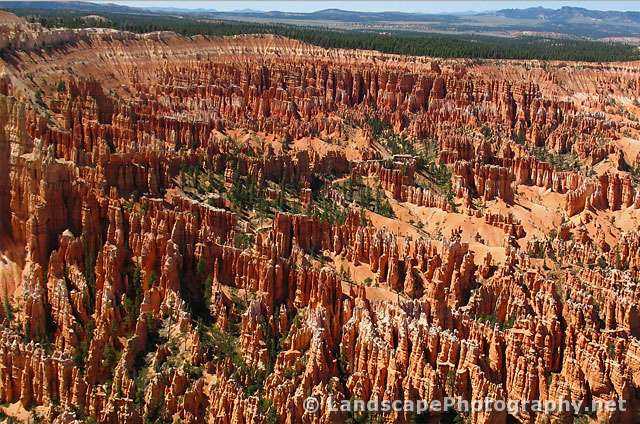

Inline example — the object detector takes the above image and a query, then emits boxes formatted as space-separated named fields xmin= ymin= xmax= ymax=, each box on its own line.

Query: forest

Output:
xmin=5 ymin=7 xmax=640 ymax=62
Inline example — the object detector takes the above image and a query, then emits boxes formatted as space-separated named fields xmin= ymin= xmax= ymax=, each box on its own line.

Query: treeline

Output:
xmin=8 ymin=8 xmax=640 ymax=62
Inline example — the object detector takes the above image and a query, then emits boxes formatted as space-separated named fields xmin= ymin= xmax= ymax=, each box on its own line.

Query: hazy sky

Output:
xmin=101 ymin=1 xmax=640 ymax=13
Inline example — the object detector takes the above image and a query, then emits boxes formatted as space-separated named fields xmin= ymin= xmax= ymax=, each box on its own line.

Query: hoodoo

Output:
xmin=0 ymin=8 xmax=638 ymax=424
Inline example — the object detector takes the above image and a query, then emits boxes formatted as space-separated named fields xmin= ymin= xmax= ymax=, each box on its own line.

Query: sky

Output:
xmin=100 ymin=1 xmax=640 ymax=13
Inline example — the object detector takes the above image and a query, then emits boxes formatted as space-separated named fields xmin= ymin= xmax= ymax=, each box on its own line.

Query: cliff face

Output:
xmin=0 ymin=12 xmax=639 ymax=424
xmin=0 ymin=121 xmax=9 ymax=233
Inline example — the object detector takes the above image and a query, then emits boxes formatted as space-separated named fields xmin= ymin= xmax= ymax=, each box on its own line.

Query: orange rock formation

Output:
xmin=0 ymin=13 xmax=638 ymax=424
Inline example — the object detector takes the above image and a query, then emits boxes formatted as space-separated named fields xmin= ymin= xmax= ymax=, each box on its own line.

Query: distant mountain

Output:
xmin=0 ymin=1 xmax=137 ymax=13
xmin=486 ymin=6 xmax=640 ymax=37
xmin=230 ymin=9 xmax=260 ymax=14
xmin=194 ymin=6 xmax=640 ymax=38
xmin=493 ymin=6 xmax=640 ymax=23
xmin=1 ymin=2 xmax=640 ymax=39
xmin=204 ymin=8 xmax=460 ymax=23
xmin=144 ymin=7 xmax=218 ymax=13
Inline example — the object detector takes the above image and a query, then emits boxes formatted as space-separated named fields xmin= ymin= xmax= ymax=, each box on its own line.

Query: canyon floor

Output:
xmin=0 ymin=10 xmax=639 ymax=424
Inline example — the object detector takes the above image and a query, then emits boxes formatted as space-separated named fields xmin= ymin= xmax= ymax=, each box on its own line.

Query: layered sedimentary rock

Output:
xmin=0 ymin=12 xmax=638 ymax=424
xmin=565 ymin=172 xmax=639 ymax=216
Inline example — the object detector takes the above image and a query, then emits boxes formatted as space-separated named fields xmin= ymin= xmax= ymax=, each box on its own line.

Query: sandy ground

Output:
xmin=615 ymin=136 xmax=640 ymax=165
xmin=359 ymin=179 xmax=638 ymax=268
xmin=0 ymin=402 xmax=49 ymax=422
xmin=225 ymin=126 xmax=369 ymax=163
